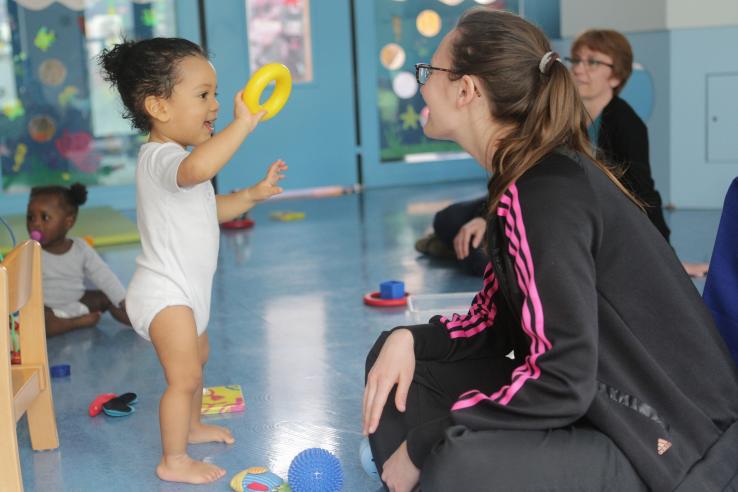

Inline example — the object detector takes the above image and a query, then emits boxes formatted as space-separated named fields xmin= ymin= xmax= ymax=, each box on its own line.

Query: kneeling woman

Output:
xmin=362 ymin=8 xmax=738 ymax=492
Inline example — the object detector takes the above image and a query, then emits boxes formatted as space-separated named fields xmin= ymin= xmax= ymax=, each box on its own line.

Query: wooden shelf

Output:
xmin=11 ymin=366 xmax=41 ymax=423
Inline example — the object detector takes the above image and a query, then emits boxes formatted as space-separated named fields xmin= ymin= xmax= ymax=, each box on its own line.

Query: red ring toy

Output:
xmin=221 ymin=218 xmax=255 ymax=230
xmin=363 ymin=292 xmax=409 ymax=307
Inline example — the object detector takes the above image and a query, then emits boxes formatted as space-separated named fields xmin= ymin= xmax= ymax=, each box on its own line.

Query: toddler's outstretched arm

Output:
xmin=177 ymin=91 xmax=266 ymax=188
xmin=216 ymin=159 xmax=287 ymax=223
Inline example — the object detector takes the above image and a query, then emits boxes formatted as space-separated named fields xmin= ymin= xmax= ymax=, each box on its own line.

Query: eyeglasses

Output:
xmin=564 ymin=57 xmax=614 ymax=70
xmin=415 ymin=63 xmax=458 ymax=86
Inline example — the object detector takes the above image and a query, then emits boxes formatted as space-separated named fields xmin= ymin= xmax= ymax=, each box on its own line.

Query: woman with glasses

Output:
xmin=568 ymin=29 xmax=672 ymax=239
xmin=363 ymin=8 xmax=738 ymax=492
xmin=570 ymin=29 xmax=708 ymax=277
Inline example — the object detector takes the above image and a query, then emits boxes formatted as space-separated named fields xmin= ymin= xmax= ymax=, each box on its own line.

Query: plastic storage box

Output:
xmin=406 ymin=292 xmax=477 ymax=323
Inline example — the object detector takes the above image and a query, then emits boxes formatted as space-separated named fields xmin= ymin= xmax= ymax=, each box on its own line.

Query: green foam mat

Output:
xmin=1 ymin=206 xmax=139 ymax=254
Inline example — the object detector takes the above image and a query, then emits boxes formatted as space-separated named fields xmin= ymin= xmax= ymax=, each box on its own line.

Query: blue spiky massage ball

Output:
xmin=288 ymin=448 xmax=343 ymax=492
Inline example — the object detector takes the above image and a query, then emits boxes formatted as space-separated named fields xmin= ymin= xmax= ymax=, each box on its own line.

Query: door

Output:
xmin=204 ymin=0 xmax=358 ymax=192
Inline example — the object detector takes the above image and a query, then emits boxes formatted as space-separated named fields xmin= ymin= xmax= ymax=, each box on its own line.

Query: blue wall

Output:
xmin=670 ymin=26 xmax=738 ymax=208
xmin=524 ymin=0 xmax=560 ymax=39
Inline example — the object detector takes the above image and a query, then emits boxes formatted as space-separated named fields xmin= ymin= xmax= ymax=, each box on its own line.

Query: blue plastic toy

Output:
xmin=379 ymin=280 xmax=405 ymax=300
xmin=288 ymin=448 xmax=343 ymax=492
xmin=359 ymin=437 xmax=379 ymax=480
xmin=50 ymin=364 xmax=70 ymax=378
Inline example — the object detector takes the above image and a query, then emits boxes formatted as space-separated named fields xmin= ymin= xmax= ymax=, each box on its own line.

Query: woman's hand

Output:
xmin=363 ymin=329 xmax=415 ymax=435
xmin=248 ymin=160 xmax=287 ymax=202
xmin=453 ymin=217 xmax=487 ymax=260
xmin=381 ymin=441 xmax=420 ymax=492
xmin=233 ymin=90 xmax=267 ymax=134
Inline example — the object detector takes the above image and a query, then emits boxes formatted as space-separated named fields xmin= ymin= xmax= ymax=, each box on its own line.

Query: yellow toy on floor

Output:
xmin=200 ymin=385 xmax=245 ymax=415
xmin=270 ymin=211 xmax=305 ymax=222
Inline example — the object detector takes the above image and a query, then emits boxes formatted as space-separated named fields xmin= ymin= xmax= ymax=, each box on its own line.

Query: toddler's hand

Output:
xmin=249 ymin=160 xmax=287 ymax=202
xmin=234 ymin=90 xmax=267 ymax=133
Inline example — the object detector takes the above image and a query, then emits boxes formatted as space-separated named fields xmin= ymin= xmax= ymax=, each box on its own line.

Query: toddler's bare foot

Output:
xmin=156 ymin=454 xmax=225 ymax=484
xmin=188 ymin=423 xmax=235 ymax=444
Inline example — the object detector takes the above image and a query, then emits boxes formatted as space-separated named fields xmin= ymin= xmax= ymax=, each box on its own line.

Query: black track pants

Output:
xmin=365 ymin=331 xmax=647 ymax=491
xmin=432 ymin=197 xmax=488 ymax=277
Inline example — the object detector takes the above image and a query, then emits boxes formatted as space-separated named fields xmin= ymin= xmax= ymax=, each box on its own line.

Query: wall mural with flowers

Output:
xmin=0 ymin=0 xmax=177 ymax=192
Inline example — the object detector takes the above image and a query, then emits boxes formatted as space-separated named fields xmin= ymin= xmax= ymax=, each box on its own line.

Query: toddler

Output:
xmin=99 ymin=38 xmax=286 ymax=484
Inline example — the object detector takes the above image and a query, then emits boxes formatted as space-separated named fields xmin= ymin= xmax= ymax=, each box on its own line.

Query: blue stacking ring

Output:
xmin=50 ymin=364 xmax=70 ymax=378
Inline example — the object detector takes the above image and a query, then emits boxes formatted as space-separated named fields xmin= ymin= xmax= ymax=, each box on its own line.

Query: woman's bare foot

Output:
xmin=188 ymin=423 xmax=235 ymax=444
xmin=156 ymin=454 xmax=225 ymax=484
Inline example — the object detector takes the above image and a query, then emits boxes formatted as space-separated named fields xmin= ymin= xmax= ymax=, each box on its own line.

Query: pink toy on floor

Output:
xmin=88 ymin=393 xmax=117 ymax=416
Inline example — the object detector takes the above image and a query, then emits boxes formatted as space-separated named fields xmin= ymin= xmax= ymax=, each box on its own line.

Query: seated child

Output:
xmin=26 ymin=183 xmax=131 ymax=336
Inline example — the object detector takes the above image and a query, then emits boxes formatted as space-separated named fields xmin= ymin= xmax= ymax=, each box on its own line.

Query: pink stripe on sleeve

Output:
xmin=439 ymin=263 xmax=498 ymax=339
xmin=453 ymin=184 xmax=552 ymax=411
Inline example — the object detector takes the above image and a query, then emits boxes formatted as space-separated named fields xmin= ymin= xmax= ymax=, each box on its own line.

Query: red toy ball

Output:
xmin=363 ymin=291 xmax=409 ymax=307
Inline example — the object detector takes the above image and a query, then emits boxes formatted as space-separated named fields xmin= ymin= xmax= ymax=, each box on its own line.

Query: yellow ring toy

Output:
xmin=243 ymin=63 xmax=292 ymax=121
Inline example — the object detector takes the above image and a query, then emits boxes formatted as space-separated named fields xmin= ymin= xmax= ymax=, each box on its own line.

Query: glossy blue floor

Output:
xmin=16 ymin=180 xmax=719 ymax=491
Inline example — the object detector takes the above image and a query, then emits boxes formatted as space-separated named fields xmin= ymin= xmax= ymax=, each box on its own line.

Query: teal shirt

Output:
xmin=588 ymin=114 xmax=602 ymax=153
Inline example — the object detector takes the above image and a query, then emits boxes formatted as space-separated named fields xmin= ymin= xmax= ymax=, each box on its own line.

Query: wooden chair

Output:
xmin=0 ymin=240 xmax=59 ymax=491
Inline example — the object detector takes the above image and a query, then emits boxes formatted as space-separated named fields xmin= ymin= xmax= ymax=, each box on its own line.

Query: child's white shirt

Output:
xmin=126 ymin=142 xmax=219 ymax=337
xmin=41 ymin=237 xmax=127 ymax=310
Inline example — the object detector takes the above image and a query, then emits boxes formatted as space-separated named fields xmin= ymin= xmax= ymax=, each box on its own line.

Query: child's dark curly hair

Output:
xmin=30 ymin=182 xmax=88 ymax=216
xmin=98 ymin=37 xmax=207 ymax=132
